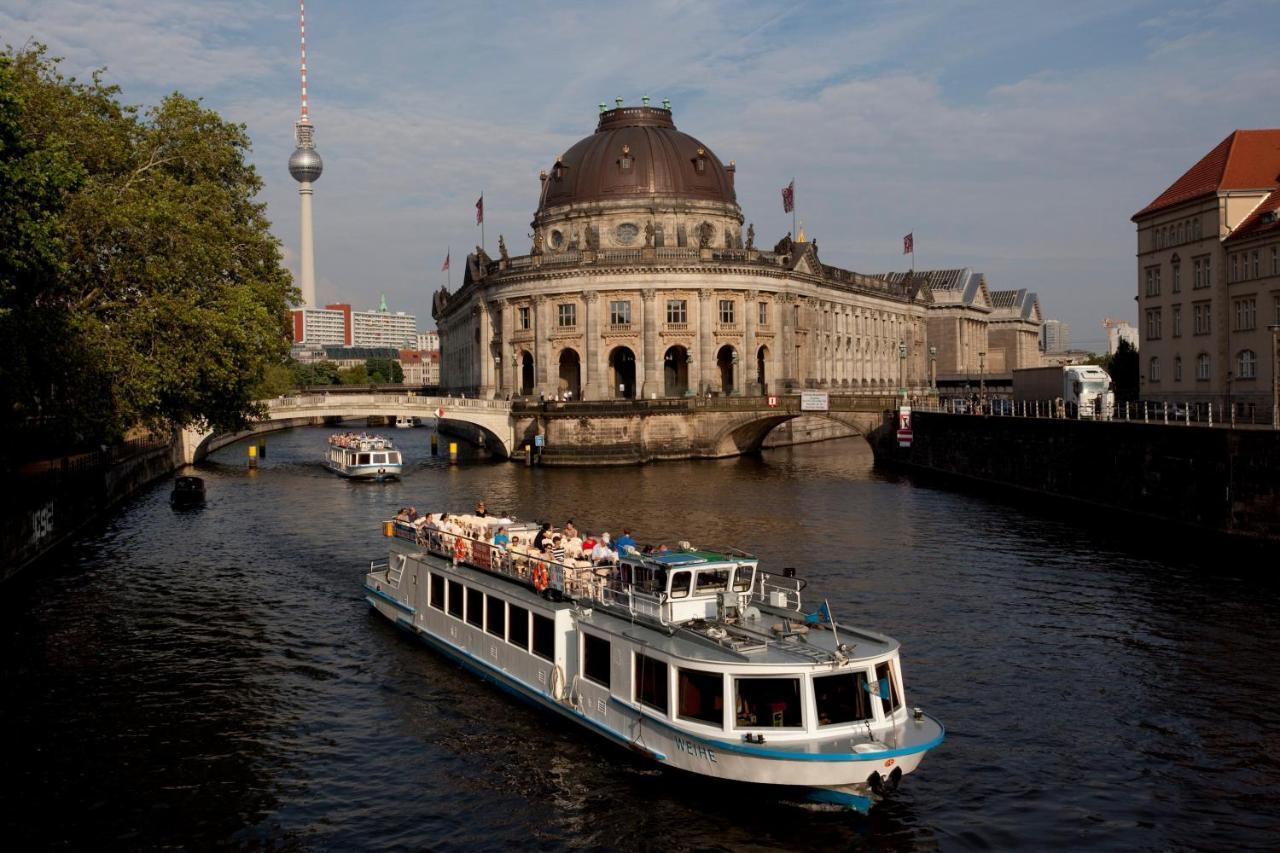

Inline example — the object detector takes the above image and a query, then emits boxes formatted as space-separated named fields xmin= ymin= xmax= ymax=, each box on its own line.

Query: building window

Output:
xmin=582 ymin=633 xmax=611 ymax=687
xmin=518 ymin=306 xmax=530 ymax=330
xmin=1252 ymin=250 xmax=1260 ymax=279
xmin=1238 ymin=350 xmax=1258 ymax=379
xmin=609 ymin=300 xmax=631 ymax=325
xmin=1193 ymin=256 xmax=1212 ymax=289
xmin=1172 ymin=305 xmax=1182 ymax=337
xmin=1273 ymin=246 xmax=1278 ymax=275
xmin=758 ymin=302 xmax=769 ymax=326
xmin=1196 ymin=353 xmax=1211 ymax=381
xmin=1234 ymin=297 xmax=1256 ymax=331
xmin=1145 ymin=308 xmax=1162 ymax=340
xmin=1231 ymin=254 xmax=1239 ymax=282
xmin=1275 ymin=294 xmax=1280 ymax=325
xmin=1145 ymin=266 xmax=1161 ymax=297
xmin=1149 ymin=356 xmax=1161 ymax=382
xmin=677 ymin=667 xmax=724 ymax=726
xmin=558 ymin=303 xmax=577 ymax=328
xmin=1174 ymin=355 xmax=1183 ymax=382
xmin=1177 ymin=223 xmax=1184 ymax=244
xmin=1193 ymin=302 xmax=1211 ymax=335
xmin=1172 ymin=261 xmax=1181 ymax=293
xmin=666 ymin=299 xmax=687 ymax=324
xmin=719 ymin=299 xmax=735 ymax=324
xmin=635 ymin=653 xmax=669 ymax=714
xmin=1193 ymin=218 xmax=1201 ymax=239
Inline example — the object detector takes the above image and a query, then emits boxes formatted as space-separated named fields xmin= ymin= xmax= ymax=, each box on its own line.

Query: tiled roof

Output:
xmin=1133 ymin=129 xmax=1280 ymax=219
xmin=1224 ymin=187 xmax=1280 ymax=244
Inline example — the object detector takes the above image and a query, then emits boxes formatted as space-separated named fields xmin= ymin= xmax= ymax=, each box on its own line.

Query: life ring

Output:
xmin=453 ymin=537 xmax=467 ymax=562
xmin=532 ymin=564 xmax=549 ymax=592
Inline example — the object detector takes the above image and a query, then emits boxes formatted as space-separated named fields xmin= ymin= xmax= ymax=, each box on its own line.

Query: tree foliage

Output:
xmin=365 ymin=357 xmax=403 ymax=384
xmin=1088 ymin=339 xmax=1139 ymax=402
xmin=293 ymin=360 xmax=340 ymax=386
xmin=0 ymin=45 xmax=295 ymax=454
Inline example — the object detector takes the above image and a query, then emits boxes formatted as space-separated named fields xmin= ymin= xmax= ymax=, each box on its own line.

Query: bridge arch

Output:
xmin=704 ymin=410 xmax=881 ymax=457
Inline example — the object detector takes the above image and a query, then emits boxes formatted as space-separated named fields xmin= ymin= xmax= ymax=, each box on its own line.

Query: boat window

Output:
xmin=508 ymin=604 xmax=529 ymax=650
xmin=582 ymin=633 xmax=611 ymax=688
xmin=669 ymin=570 xmax=691 ymax=599
xmin=358 ymin=453 xmax=371 ymax=465
xmin=373 ymin=454 xmax=386 ymax=464
xmin=466 ymin=588 xmax=483 ymax=628
xmin=677 ymin=667 xmax=724 ymax=727
xmin=732 ymin=564 xmax=754 ymax=592
xmin=485 ymin=595 xmax=505 ymax=638
xmin=735 ymin=677 xmax=802 ymax=728
xmin=389 ymin=452 xmax=401 ymax=463
xmin=635 ymin=653 xmax=669 ymax=714
xmin=695 ymin=569 xmax=730 ymax=594
xmin=447 ymin=580 xmax=464 ymax=619
xmin=532 ymin=613 xmax=555 ymax=661
xmin=814 ymin=671 xmax=872 ymax=726
xmin=875 ymin=661 xmax=902 ymax=715
xmin=429 ymin=573 xmax=445 ymax=610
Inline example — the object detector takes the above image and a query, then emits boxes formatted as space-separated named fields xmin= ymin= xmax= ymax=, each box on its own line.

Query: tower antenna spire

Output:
xmin=299 ymin=0 xmax=309 ymax=119
xmin=288 ymin=0 xmax=322 ymax=308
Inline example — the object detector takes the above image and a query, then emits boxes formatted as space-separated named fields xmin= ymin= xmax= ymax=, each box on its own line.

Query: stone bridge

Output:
xmin=178 ymin=391 xmax=900 ymax=466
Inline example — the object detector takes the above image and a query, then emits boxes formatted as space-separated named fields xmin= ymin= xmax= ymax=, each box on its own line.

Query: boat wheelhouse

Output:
xmin=364 ymin=514 xmax=943 ymax=813
xmin=326 ymin=433 xmax=403 ymax=480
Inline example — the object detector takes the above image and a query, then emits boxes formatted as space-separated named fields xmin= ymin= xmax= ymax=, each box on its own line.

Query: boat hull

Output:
xmin=328 ymin=460 xmax=402 ymax=480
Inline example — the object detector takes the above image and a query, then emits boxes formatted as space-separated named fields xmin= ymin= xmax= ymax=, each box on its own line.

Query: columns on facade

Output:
xmin=640 ymin=288 xmax=658 ymax=399
xmin=502 ymin=298 xmax=516 ymax=398
xmin=477 ymin=301 xmax=494 ymax=397
xmin=698 ymin=288 xmax=714 ymax=394
xmin=533 ymin=294 xmax=550 ymax=396
xmin=584 ymin=291 xmax=604 ymax=400
xmin=744 ymin=289 xmax=758 ymax=395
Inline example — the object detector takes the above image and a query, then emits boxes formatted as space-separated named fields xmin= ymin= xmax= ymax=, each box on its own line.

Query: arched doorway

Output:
xmin=716 ymin=345 xmax=736 ymax=395
xmin=663 ymin=345 xmax=690 ymax=397
xmin=520 ymin=350 xmax=534 ymax=396
xmin=558 ymin=348 xmax=581 ymax=400
xmin=609 ymin=346 xmax=636 ymax=399
xmin=757 ymin=345 xmax=769 ymax=394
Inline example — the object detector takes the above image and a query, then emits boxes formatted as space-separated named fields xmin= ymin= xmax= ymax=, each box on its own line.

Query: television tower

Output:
xmin=288 ymin=0 xmax=322 ymax=307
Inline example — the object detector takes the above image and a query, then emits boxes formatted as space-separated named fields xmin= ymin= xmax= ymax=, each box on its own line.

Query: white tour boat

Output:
xmin=364 ymin=514 xmax=944 ymax=813
xmin=395 ymin=416 xmax=415 ymax=429
xmin=326 ymin=433 xmax=403 ymax=480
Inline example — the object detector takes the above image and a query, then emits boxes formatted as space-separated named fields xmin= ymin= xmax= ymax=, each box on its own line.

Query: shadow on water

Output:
xmin=2 ymin=426 xmax=1278 ymax=850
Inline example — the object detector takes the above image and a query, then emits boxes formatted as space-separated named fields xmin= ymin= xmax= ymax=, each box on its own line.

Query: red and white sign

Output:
xmin=436 ymin=407 xmax=445 ymax=418
xmin=897 ymin=404 xmax=913 ymax=447
xmin=767 ymin=395 xmax=779 ymax=408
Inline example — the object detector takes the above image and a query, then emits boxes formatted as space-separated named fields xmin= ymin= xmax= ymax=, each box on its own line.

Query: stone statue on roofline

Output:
xmin=498 ymin=234 xmax=509 ymax=261
xmin=531 ymin=230 xmax=544 ymax=256
xmin=774 ymin=231 xmax=792 ymax=256
xmin=745 ymin=223 xmax=755 ymax=250
xmin=644 ymin=221 xmax=655 ymax=248
xmin=698 ymin=221 xmax=714 ymax=249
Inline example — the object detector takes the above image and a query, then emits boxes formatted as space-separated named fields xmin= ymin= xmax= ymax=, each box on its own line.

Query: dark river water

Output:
xmin=3 ymin=426 xmax=1278 ymax=851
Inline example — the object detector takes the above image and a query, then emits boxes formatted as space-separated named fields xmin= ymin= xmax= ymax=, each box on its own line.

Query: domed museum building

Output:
xmin=435 ymin=101 xmax=936 ymax=400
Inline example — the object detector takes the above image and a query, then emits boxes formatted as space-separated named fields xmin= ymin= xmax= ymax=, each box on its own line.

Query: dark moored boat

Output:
xmin=170 ymin=476 xmax=206 ymax=506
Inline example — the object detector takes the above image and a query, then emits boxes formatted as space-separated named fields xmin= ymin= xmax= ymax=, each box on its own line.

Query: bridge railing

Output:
xmin=913 ymin=396 xmax=1277 ymax=428
xmin=267 ymin=394 xmax=513 ymax=413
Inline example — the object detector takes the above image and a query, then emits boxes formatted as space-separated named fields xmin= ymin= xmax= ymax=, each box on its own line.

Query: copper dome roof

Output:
xmin=538 ymin=107 xmax=738 ymax=211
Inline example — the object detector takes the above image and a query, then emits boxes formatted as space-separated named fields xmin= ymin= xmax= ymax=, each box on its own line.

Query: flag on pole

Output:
xmin=441 ymin=250 xmax=450 ymax=272
xmin=475 ymin=194 xmax=484 ymax=225
xmin=903 ymin=232 xmax=914 ymax=255
xmin=781 ymin=180 xmax=795 ymax=213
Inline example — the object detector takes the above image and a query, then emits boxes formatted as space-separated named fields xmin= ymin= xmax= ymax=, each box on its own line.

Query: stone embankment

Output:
xmin=870 ymin=411 xmax=1280 ymax=541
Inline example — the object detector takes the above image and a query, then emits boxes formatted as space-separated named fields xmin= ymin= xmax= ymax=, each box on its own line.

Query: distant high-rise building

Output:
xmin=1103 ymin=318 xmax=1138 ymax=355
xmin=288 ymin=0 xmax=323 ymax=307
xmin=417 ymin=330 xmax=440 ymax=353
xmin=1041 ymin=319 xmax=1070 ymax=353
xmin=293 ymin=303 xmax=351 ymax=346
xmin=292 ymin=296 xmax=417 ymax=350
xmin=353 ymin=294 xmax=417 ymax=348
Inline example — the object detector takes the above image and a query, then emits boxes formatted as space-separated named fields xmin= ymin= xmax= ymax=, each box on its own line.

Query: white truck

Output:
xmin=1012 ymin=365 xmax=1114 ymax=419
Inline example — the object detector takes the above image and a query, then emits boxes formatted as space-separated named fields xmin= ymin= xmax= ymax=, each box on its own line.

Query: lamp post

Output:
xmin=1270 ymin=323 xmax=1280 ymax=429
xmin=978 ymin=351 xmax=987 ymax=407
xmin=898 ymin=340 xmax=908 ymax=401
xmin=929 ymin=344 xmax=937 ymax=393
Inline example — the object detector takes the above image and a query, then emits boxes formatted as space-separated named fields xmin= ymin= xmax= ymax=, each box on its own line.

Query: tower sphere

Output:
xmin=289 ymin=146 xmax=323 ymax=183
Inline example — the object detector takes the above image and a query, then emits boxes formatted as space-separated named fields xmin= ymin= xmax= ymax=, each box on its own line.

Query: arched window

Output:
xmin=1237 ymin=349 xmax=1257 ymax=379
xmin=1196 ymin=353 xmax=1211 ymax=381
xmin=1149 ymin=356 xmax=1161 ymax=382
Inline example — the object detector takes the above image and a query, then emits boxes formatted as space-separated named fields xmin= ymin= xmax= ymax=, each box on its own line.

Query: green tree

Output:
xmin=294 ymin=360 xmax=340 ymax=386
xmin=365 ymin=356 xmax=404 ymax=384
xmin=1110 ymin=338 xmax=1139 ymax=402
xmin=251 ymin=361 xmax=297 ymax=398
xmin=0 ymin=45 xmax=295 ymax=454
xmin=339 ymin=364 xmax=368 ymax=385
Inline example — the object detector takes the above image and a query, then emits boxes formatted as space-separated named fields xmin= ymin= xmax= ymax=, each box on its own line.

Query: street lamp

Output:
xmin=898 ymin=340 xmax=908 ymax=401
xmin=929 ymin=344 xmax=937 ymax=392
xmin=978 ymin=351 xmax=987 ymax=405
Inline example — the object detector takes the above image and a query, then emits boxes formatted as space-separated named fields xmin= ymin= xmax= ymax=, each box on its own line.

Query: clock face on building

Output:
xmin=549 ymin=229 xmax=564 ymax=249
xmin=615 ymin=223 xmax=640 ymax=245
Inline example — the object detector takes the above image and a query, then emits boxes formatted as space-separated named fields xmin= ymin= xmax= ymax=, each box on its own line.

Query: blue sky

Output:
xmin=5 ymin=1 xmax=1279 ymax=348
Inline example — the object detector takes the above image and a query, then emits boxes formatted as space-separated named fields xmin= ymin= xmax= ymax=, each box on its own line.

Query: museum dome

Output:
xmin=537 ymin=104 xmax=738 ymax=214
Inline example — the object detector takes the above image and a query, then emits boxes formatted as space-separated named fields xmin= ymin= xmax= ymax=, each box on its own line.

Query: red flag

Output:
xmin=441 ymin=251 xmax=450 ymax=272
xmin=475 ymin=194 xmax=484 ymax=225
xmin=781 ymin=180 xmax=795 ymax=213
xmin=903 ymin=232 xmax=914 ymax=255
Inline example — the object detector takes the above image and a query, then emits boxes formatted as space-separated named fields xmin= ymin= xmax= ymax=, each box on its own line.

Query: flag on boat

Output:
xmin=903 ymin=232 xmax=913 ymax=255
xmin=864 ymin=678 xmax=891 ymax=699
xmin=441 ymin=250 xmax=450 ymax=271
xmin=805 ymin=601 xmax=833 ymax=625
xmin=781 ymin=180 xmax=795 ymax=213
xmin=475 ymin=194 xmax=484 ymax=225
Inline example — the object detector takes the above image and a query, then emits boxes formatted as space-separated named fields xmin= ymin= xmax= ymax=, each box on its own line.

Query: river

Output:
xmin=2 ymin=425 xmax=1277 ymax=851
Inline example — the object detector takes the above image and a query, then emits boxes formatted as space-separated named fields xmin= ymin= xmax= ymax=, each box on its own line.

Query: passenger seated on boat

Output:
xmin=494 ymin=527 xmax=510 ymax=546
xmin=564 ymin=519 xmax=578 ymax=540
xmin=550 ymin=536 xmax=566 ymax=562
xmin=581 ymin=534 xmax=597 ymax=553
xmin=475 ymin=501 xmax=487 ymax=518
xmin=565 ymin=535 xmax=584 ymax=559
xmin=615 ymin=529 xmax=636 ymax=553
xmin=591 ymin=534 xmax=617 ymax=565
xmin=533 ymin=523 xmax=552 ymax=552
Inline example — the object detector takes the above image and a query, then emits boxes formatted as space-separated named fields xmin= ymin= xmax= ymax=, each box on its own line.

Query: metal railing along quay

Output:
xmin=914 ymin=397 xmax=1278 ymax=429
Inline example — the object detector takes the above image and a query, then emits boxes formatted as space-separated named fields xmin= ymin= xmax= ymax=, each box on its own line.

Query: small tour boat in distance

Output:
xmin=365 ymin=512 xmax=944 ymax=813
xmin=326 ymin=433 xmax=402 ymax=480
xmin=169 ymin=475 xmax=206 ymax=507
xmin=395 ymin=416 xmax=415 ymax=429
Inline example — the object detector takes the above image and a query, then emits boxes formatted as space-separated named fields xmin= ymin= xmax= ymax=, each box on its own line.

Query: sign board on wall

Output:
xmin=800 ymin=390 xmax=830 ymax=412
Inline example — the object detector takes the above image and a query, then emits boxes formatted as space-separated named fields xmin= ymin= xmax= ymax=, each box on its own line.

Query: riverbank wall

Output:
xmin=2 ymin=438 xmax=181 ymax=583
xmin=870 ymin=412 xmax=1280 ymax=541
